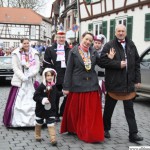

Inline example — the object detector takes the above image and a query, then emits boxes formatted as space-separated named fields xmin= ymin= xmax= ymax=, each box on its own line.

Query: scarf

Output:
xmin=80 ymin=43 xmax=89 ymax=52
xmin=46 ymin=81 xmax=55 ymax=90
xmin=56 ymin=44 xmax=66 ymax=68
xmin=20 ymin=49 xmax=35 ymax=69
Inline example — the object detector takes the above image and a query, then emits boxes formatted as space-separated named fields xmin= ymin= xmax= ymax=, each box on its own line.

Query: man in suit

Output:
xmin=43 ymin=30 xmax=70 ymax=122
xmin=100 ymin=24 xmax=143 ymax=142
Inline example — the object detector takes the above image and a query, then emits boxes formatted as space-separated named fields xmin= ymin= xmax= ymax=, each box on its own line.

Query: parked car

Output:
xmin=0 ymin=56 xmax=13 ymax=81
xmin=136 ymin=47 xmax=150 ymax=98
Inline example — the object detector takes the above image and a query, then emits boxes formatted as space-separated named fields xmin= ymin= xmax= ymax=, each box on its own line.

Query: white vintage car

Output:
xmin=0 ymin=56 xmax=14 ymax=81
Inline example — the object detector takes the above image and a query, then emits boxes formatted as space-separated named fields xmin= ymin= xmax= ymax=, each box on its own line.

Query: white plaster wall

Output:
xmin=93 ymin=3 xmax=101 ymax=15
xmin=101 ymin=0 xmax=105 ymax=13
xmin=87 ymin=5 xmax=91 ymax=15
xmin=92 ymin=0 xmax=99 ymax=2
xmin=106 ymin=0 xmax=113 ymax=11
xmin=80 ymin=3 xmax=89 ymax=18
xmin=126 ymin=0 xmax=139 ymax=5
xmin=45 ymin=22 xmax=51 ymax=41
xmin=40 ymin=21 xmax=51 ymax=41
xmin=115 ymin=0 xmax=125 ymax=9
xmin=127 ymin=6 xmax=150 ymax=54
xmin=80 ymin=6 xmax=150 ymax=54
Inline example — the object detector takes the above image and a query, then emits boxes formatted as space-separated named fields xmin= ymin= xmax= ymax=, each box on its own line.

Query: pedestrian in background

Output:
xmin=35 ymin=42 xmax=45 ymax=61
xmin=0 ymin=45 xmax=4 ymax=56
xmin=43 ymin=30 xmax=70 ymax=122
xmin=4 ymin=48 xmax=12 ymax=56
xmin=3 ymin=38 xmax=40 ymax=127
xmin=33 ymin=68 xmax=57 ymax=146
xmin=100 ymin=24 xmax=143 ymax=142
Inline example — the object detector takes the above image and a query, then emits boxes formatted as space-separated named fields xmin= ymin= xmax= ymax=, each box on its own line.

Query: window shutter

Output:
xmin=110 ymin=19 xmax=115 ymax=40
xmin=102 ymin=21 xmax=107 ymax=38
xmin=85 ymin=0 xmax=91 ymax=4
xmin=88 ymin=23 xmax=93 ymax=31
xmin=127 ymin=16 xmax=133 ymax=40
xmin=145 ymin=13 xmax=150 ymax=41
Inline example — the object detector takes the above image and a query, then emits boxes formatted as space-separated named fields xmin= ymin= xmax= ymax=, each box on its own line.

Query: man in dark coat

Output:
xmin=43 ymin=30 xmax=70 ymax=122
xmin=100 ymin=24 xmax=143 ymax=142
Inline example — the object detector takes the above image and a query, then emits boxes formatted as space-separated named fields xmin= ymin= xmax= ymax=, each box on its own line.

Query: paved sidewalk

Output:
xmin=0 ymin=86 xmax=150 ymax=150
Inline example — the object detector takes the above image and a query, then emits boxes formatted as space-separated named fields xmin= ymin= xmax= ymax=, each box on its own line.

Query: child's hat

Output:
xmin=57 ymin=30 xmax=65 ymax=35
xmin=94 ymin=34 xmax=104 ymax=42
xmin=42 ymin=68 xmax=57 ymax=86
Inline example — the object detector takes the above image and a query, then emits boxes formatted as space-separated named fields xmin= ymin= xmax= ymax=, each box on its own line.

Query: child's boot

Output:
xmin=48 ymin=126 xmax=57 ymax=146
xmin=35 ymin=124 xmax=42 ymax=141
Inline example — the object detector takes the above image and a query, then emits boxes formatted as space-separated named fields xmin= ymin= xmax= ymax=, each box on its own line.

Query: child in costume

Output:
xmin=93 ymin=34 xmax=107 ymax=108
xmin=33 ymin=68 xmax=57 ymax=146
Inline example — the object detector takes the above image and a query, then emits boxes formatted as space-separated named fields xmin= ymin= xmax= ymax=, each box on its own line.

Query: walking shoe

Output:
xmin=129 ymin=133 xmax=143 ymax=142
xmin=48 ymin=126 xmax=57 ymax=146
xmin=104 ymin=131 xmax=110 ymax=138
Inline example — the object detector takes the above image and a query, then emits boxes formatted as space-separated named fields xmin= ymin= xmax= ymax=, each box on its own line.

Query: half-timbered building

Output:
xmin=78 ymin=0 xmax=150 ymax=54
xmin=50 ymin=0 xmax=78 ymax=44
xmin=0 ymin=7 xmax=52 ymax=49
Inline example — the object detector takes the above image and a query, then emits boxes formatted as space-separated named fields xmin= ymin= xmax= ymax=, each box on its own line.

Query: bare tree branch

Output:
xmin=0 ymin=0 xmax=47 ymax=12
xmin=0 ymin=0 xmax=4 ymax=6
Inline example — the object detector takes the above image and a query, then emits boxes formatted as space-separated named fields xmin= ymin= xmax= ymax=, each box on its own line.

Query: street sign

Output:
xmin=72 ymin=24 xmax=79 ymax=32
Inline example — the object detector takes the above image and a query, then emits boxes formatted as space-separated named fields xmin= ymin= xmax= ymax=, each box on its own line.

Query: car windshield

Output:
xmin=0 ymin=56 xmax=12 ymax=69
xmin=141 ymin=50 xmax=150 ymax=62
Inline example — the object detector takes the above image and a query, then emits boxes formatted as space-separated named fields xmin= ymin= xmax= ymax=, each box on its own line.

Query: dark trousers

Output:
xmin=56 ymin=84 xmax=67 ymax=117
xmin=103 ymin=94 xmax=138 ymax=135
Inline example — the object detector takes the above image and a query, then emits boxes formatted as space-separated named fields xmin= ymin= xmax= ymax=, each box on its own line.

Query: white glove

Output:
xmin=23 ymin=76 xmax=28 ymax=82
xmin=42 ymin=97 xmax=49 ymax=105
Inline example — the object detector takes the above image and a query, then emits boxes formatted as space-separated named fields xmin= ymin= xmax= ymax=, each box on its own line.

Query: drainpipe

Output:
xmin=77 ymin=0 xmax=81 ymax=42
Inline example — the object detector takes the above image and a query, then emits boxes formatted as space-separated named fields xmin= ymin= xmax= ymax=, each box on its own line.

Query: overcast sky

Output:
xmin=39 ymin=0 xmax=55 ymax=17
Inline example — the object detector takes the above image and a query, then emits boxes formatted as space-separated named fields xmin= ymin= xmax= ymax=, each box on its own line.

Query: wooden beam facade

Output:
xmin=79 ymin=0 xmax=150 ymax=21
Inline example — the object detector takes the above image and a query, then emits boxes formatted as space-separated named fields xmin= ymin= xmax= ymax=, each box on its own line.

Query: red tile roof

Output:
xmin=0 ymin=7 xmax=43 ymax=25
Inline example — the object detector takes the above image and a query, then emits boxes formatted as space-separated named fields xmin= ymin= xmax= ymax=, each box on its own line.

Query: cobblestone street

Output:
xmin=0 ymin=85 xmax=150 ymax=150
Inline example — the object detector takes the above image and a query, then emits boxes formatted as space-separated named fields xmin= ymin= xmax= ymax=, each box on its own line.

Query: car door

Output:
xmin=140 ymin=48 xmax=150 ymax=92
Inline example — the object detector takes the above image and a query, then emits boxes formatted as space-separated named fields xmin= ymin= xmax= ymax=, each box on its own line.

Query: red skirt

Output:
xmin=60 ymin=91 xmax=104 ymax=143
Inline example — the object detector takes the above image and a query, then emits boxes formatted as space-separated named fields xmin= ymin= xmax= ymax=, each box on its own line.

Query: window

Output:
xmin=145 ymin=13 xmax=150 ymax=41
xmin=116 ymin=18 xmax=127 ymax=26
xmin=66 ymin=0 xmax=69 ymax=6
xmin=3 ymin=42 xmax=10 ymax=49
xmin=93 ymin=23 xmax=102 ymax=35
xmin=68 ymin=16 xmax=70 ymax=29
xmin=88 ymin=23 xmax=93 ymax=31
xmin=116 ymin=16 xmax=133 ymax=40
xmin=0 ymin=24 xmax=32 ymax=39
xmin=85 ymin=0 xmax=91 ymax=4
xmin=13 ymin=42 xmax=19 ymax=48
